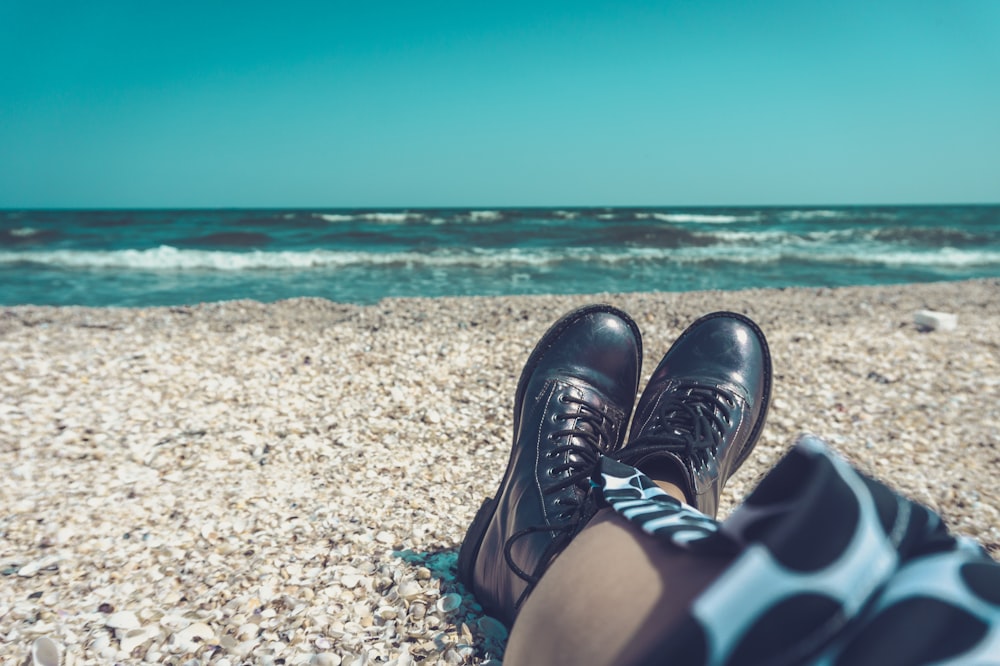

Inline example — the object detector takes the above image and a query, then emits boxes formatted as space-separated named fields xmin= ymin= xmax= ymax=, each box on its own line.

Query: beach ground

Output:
xmin=2 ymin=279 xmax=999 ymax=665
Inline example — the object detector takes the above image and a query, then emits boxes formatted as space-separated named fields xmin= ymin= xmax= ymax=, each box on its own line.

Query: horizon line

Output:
xmin=3 ymin=201 xmax=1000 ymax=212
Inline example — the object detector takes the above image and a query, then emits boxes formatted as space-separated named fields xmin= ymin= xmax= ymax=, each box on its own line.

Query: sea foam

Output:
xmin=3 ymin=244 xmax=997 ymax=271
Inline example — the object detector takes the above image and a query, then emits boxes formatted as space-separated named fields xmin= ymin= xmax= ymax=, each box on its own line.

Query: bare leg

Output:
xmin=504 ymin=485 xmax=731 ymax=666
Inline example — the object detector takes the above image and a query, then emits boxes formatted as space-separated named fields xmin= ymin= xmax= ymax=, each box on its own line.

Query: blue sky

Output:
xmin=1 ymin=1 xmax=998 ymax=208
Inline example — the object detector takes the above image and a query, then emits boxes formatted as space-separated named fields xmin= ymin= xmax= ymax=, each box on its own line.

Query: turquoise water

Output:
xmin=1 ymin=206 xmax=998 ymax=306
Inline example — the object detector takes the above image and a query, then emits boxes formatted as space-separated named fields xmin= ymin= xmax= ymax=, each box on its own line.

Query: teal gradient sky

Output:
xmin=2 ymin=0 xmax=999 ymax=208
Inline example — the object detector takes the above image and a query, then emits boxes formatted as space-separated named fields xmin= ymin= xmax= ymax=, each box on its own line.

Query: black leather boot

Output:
xmin=458 ymin=304 xmax=642 ymax=627
xmin=618 ymin=311 xmax=771 ymax=519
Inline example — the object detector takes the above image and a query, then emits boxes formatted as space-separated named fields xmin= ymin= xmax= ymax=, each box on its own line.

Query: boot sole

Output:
xmin=457 ymin=304 xmax=642 ymax=593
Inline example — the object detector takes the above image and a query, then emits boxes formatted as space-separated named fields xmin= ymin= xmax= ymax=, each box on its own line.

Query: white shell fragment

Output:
xmin=120 ymin=626 xmax=159 ymax=654
xmin=437 ymin=593 xmax=463 ymax=613
xmin=106 ymin=611 xmax=141 ymax=631
xmin=171 ymin=621 xmax=215 ymax=653
xmin=31 ymin=636 xmax=61 ymax=666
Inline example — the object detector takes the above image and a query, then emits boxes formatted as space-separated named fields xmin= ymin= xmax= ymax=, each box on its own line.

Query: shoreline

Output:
xmin=2 ymin=278 xmax=998 ymax=663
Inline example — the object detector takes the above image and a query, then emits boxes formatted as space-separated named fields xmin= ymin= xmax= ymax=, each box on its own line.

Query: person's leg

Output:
xmin=505 ymin=508 xmax=732 ymax=666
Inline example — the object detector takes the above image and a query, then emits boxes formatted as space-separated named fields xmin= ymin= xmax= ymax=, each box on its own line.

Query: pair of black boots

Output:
xmin=458 ymin=305 xmax=772 ymax=627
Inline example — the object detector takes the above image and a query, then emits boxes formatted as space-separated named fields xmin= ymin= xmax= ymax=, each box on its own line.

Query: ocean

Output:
xmin=1 ymin=206 xmax=998 ymax=307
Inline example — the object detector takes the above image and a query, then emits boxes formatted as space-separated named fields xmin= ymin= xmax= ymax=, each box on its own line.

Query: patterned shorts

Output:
xmin=595 ymin=435 xmax=1000 ymax=665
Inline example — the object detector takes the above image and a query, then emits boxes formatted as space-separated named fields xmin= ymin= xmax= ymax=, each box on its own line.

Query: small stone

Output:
xmin=913 ymin=309 xmax=957 ymax=331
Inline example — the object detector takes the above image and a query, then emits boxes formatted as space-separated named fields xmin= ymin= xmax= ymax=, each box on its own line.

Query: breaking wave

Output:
xmin=3 ymin=244 xmax=998 ymax=272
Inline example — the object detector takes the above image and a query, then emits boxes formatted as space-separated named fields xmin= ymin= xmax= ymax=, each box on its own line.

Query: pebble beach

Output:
xmin=2 ymin=278 xmax=999 ymax=665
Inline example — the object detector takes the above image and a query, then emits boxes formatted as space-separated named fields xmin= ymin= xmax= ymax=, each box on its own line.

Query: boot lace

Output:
xmin=503 ymin=395 xmax=614 ymax=608
xmin=618 ymin=381 xmax=736 ymax=470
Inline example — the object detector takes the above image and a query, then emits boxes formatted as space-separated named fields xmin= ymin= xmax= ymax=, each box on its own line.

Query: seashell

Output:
xmin=90 ymin=632 xmax=110 ymax=654
xmin=18 ymin=556 xmax=57 ymax=578
xmin=327 ymin=621 xmax=346 ymax=638
xmin=106 ymin=610 xmax=140 ymax=631
xmin=31 ymin=636 xmax=60 ymax=666
xmin=236 ymin=623 xmax=259 ymax=640
xmin=172 ymin=621 xmax=215 ymax=653
xmin=477 ymin=616 xmax=508 ymax=641
xmin=120 ymin=627 xmax=156 ymax=654
xmin=159 ymin=614 xmax=190 ymax=631
xmin=397 ymin=580 xmax=421 ymax=599
xmin=435 ymin=593 xmax=461 ymax=614
xmin=311 ymin=653 xmax=342 ymax=666
xmin=231 ymin=640 xmax=257 ymax=658
xmin=408 ymin=602 xmax=426 ymax=619
xmin=138 ymin=608 xmax=163 ymax=623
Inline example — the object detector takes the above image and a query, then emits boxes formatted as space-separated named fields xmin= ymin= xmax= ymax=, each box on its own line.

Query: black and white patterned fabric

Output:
xmin=594 ymin=435 xmax=1000 ymax=665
